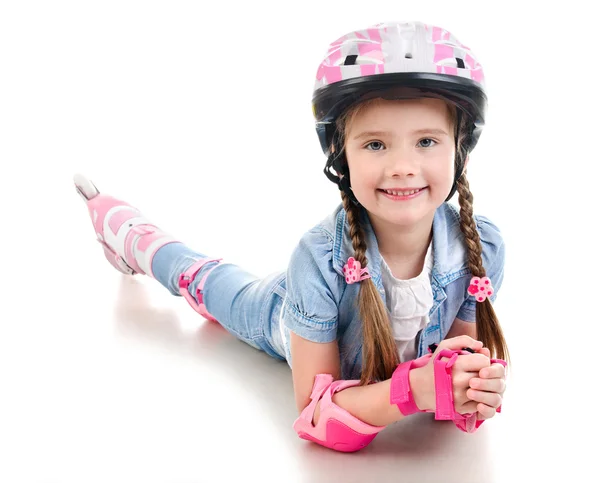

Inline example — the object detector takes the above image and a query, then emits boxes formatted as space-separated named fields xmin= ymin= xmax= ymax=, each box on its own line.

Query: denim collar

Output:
xmin=331 ymin=202 xmax=471 ymax=290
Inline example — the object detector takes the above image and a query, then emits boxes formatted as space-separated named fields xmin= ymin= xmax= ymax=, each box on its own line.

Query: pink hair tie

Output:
xmin=343 ymin=257 xmax=371 ymax=284
xmin=468 ymin=276 xmax=494 ymax=302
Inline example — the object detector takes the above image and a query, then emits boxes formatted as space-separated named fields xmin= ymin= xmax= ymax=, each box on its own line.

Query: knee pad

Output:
xmin=293 ymin=374 xmax=385 ymax=453
xmin=178 ymin=258 xmax=223 ymax=322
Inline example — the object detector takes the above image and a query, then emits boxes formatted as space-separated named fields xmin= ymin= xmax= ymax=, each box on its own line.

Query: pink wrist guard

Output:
xmin=389 ymin=353 xmax=432 ymax=415
xmin=390 ymin=349 xmax=507 ymax=433
xmin=293 ymin=374 xmax=386 ymax=452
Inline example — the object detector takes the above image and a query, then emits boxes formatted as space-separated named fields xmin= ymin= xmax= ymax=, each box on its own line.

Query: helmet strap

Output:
xmin=445 ymin=109 xmax=466 ymax=202
xmin=324 ymin=128 xmax=362 ymax=206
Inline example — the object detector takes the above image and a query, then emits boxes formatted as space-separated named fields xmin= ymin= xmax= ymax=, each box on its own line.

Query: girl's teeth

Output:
xmin=385 ymin=188 xmax=420 ymax=196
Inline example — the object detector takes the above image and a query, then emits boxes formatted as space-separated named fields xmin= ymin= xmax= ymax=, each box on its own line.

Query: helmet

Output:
xmin=313 ymin=21 xmax=488 ymax=202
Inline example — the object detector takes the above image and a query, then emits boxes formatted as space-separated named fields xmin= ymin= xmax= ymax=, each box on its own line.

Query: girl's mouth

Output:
xmin=378 ymin=187 xmax=427 ymax=200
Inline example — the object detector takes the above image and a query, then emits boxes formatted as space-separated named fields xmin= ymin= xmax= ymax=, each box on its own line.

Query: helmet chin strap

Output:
xmin=324 ymin=148 xmax=361 ymax=206
xmin=445 ymin=109 xmax=466 ymax=202
xmin=323 ymin=127 xmax=361 ymax=206
xmin=444 ymin=167 xmax=463 ymax=202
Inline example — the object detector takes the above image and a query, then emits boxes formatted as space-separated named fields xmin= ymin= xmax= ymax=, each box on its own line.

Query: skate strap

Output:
xmin=178 ymin=258 xmax=223 ymax=322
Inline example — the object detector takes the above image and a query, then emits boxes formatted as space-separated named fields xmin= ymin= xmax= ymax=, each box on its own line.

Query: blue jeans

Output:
xmin=151 ymin=242 xmax=288 ymax=362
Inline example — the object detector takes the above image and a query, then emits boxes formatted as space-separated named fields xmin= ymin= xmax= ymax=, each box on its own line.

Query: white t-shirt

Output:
xmin=380 ymin=241 xmax=434 ymax=363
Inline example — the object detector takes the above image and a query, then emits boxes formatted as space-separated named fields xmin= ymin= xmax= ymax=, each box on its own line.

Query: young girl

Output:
xmin=74 ymin=21 xmax=508 ymax=453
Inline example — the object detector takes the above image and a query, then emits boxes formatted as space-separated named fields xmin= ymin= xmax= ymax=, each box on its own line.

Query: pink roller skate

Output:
xmin=73 ymin=173 xmax=178 ymax=278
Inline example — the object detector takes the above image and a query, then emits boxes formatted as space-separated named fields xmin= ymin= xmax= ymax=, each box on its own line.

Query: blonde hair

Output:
xmin=335 ymin=98 xmax=509 ymax=385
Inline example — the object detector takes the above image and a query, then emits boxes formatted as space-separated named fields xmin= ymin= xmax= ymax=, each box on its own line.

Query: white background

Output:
xmin=1 ymin=1 xmax=598 ymax=482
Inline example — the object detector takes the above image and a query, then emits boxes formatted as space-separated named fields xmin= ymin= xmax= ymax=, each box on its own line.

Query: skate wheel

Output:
xmin=73 ymin=173 xmax=100 ymax=201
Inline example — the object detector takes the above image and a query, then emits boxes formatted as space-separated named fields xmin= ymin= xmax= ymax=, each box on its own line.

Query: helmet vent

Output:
xmin=405 ymin=53 xmax=413 ymax=59
xmin=456 ymin=58 xmax=465 ymax=68
xmin=344 ymin=55 xmax=358 ymax=65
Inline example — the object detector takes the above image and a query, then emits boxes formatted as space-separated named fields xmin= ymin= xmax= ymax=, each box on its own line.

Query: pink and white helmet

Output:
xmin=312 ymin=21 xmax=488 ymax=156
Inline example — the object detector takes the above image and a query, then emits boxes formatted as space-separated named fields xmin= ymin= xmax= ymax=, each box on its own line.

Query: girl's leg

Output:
xmin=74 ymin=174 xmax=285 ymax=359
xmin=152 ymin=243 xmax=287 ymax=359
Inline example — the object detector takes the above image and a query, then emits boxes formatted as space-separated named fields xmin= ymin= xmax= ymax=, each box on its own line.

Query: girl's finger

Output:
xmin=469 ymin=377 xmax=506 ymax=394
xmin=453 ymin=371 xmax=480 ymax=389
xmin=456 ymin=401 xmax=479 ymax=415
xmin=479 ymin=363 xmax=506 ymax=379
xmin=478 ymin=347 xmax=491 ymax=358
xmin=436 ymin=336 xmax=483 ymax=354
xmin=466 ymin=389 xmax=503 ymax=408
xmin=455 ymin=353 xmax=491 ymax=372
xmin=476 ymin=403 xmax=497 ymax=420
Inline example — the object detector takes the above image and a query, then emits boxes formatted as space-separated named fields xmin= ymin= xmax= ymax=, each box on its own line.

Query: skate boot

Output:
xmin=73 ymin=173 xmax=179 ymax=278
xmin=74 ymin=173 xmax=223 ymax=323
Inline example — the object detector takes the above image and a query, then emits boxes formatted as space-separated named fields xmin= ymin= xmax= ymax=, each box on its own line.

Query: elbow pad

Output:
xmin=292 ymin=374 xmax=385 ymax=453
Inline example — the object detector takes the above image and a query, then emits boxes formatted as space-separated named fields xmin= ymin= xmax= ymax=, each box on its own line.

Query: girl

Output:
xmin=74 ymin=21 xmax=508 ymax=453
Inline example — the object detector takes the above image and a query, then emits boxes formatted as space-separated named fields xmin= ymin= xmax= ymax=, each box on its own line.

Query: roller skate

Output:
xmin=73 ymin=173 xmax=178 ymax=278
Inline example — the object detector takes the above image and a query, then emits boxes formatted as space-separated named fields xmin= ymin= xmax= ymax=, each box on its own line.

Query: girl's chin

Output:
xmin=373 ymin=210 xmax=424 ymax=223
xmin=368 ymin=204 xmax=438 ymax=226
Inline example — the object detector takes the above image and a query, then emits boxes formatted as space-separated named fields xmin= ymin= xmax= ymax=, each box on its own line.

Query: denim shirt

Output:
xmin=277 ymin=201 xmax=505 ymax=380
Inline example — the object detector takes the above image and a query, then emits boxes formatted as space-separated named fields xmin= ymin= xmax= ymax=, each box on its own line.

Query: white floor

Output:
xmin=0 ymin=172 xmax=596 ymax=482
xmin=2 ymin=2 xmax=599 ymax=481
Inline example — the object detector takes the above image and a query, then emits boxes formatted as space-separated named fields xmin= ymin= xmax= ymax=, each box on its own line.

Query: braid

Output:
xmin=342 ymin=193 xmax=368 ymax=267
xmin=456 ymin=173 xmax=510 ymax=363
xmin=456 ymin=175 xmax=485 ymax=277
xmin=341 ymin=192 xmax=400 ymax=384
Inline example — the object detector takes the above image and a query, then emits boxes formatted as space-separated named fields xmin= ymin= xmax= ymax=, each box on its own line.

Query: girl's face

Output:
xmin=344 ymin=97 xmax=457 ymax=229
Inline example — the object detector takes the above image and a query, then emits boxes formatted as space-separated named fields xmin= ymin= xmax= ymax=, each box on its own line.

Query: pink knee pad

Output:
xmin=293 ymin=374 xmax=385 ymax=452
xmin=178 ymin=258 xmax=223 ymax=322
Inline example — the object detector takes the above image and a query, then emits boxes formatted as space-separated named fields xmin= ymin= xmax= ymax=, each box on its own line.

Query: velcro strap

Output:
xmin=296 ymin=374 xmax=335 ymax=425
xmin=390 ymin=354 xmax=431 ymax=415
xmin=178 ymin=258 xmax=223 ymax=321
xmin=433 ymin=349 xmax=460 ymax=420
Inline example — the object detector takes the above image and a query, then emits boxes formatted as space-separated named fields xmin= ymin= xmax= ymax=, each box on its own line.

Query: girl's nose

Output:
xmin=385 ymin=149 xmax=419 ymax=177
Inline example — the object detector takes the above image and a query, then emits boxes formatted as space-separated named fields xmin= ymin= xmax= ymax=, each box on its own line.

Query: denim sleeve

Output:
xmin=281 ymin=227 xmax=343 ymax=344
xmin=457 ymin=214 xmax=506 ymax=322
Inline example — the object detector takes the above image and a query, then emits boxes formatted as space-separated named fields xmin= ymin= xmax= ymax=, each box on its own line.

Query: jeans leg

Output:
xmin=150 ymin=242 xmax=209 ymax=295
xmin=151 ymin=242 xmax=285 ymax=359
xmin=196 ymin=263 xmax=286 ymax=359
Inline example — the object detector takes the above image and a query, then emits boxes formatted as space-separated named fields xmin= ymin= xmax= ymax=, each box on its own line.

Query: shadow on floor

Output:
xmin=112 ymin=275 xmax=497 ymax=483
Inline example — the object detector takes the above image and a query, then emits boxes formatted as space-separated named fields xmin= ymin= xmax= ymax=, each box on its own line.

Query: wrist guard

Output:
xmin=390 ymin=349 xmax=507 ymax=433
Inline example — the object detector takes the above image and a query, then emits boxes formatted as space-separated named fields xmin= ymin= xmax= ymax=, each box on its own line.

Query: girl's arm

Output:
xmin=445 ymin=317 xmax=477 ymax=339
xmin=291 ymin=331 xmax=490 ymax=428
xmin=290 ymin=332 xmax=341 ymax=414
xmin=290 ymin=331 xmax=407 ymax=428
xmin=326 ymin=378 xmax=411 ymax=426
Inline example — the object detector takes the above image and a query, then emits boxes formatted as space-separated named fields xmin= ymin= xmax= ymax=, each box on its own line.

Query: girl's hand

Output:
xmin=410 ymin=336 xmax=491 ymax=414
xmin=467 ymin=347 xmax=506 ymax=420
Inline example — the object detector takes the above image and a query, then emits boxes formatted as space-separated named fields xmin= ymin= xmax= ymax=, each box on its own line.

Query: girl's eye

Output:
xmin=365 ymin=141 xmax=385 ymax=151
xmin=418 ymin=138 xmax=437 ymax=148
